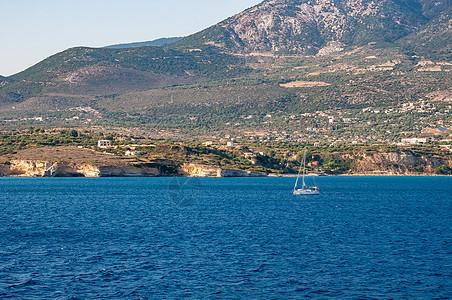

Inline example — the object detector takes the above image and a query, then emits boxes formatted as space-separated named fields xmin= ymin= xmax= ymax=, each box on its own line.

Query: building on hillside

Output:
xmin=125 ymin=150 xmax=139 ymax=156
xmin=203 ymin=141 xmax=213 ymax=146
xmin=227 ymin=141 xmax=235 ymax=147
xmin=401 ymin=137 xmax=431 ymax=145
xmin=97 ymin=140 xmax=111 ymax=148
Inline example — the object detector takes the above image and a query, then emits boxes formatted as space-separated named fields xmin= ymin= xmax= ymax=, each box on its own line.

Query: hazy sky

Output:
xmin=0 ymin=0 xmax=262 ymax=76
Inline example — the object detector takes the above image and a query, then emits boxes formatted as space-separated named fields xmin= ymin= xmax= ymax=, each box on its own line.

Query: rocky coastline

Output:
xmin=0 ymin=145 xmax=451 ymax=178
xmin=0 ymin=161 xmax=268 ymax=178
xmin=0 ymin=157 xmax=451 ymax=177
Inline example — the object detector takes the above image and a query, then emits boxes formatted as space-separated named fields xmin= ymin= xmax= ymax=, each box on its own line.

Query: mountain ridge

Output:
xmin=3 ymin=46 xmax=250 ymax=99
xmin=104 ymin=37 xmax=183 ymax=49
xmin=172 ymin=0 xmax=439 ymax=55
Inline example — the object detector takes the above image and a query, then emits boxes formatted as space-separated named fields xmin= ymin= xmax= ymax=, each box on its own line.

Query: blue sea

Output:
xmin=0 ymin=177 xmax=451 ymax=299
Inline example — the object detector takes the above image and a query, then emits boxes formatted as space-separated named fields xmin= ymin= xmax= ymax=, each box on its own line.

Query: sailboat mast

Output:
xmin=302 ymin=149 xmax=306 ymax=188
xmin=294 ymin=160 xmax=302 ymax=191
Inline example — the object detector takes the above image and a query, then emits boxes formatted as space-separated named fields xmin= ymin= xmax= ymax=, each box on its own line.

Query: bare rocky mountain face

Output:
xmin=175 ymin=0 xmax=443 ymax=55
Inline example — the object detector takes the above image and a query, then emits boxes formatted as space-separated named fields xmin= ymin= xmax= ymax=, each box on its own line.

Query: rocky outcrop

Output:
xmin=342 ymin=152 xmax=452 ymax=175
xmin=178 ymin=0 xmax=431 ymax=55
xmin=181 ymin=163 xmax=266 ymax=177
xmin=0 ymin=160 xmax=160 ymax=177
xmin=8 ymin=160 xmax=48 ymax=177
xmin=180 ymin=163 xmax=221 ymax=177
xmin=0 ymin=160 xmax=266 ymax=177
xmin=0 ymin=154 xmax=449 ymax=177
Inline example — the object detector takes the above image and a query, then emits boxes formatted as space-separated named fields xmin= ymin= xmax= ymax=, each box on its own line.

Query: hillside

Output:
xmin=104 ymin=37 xmax=183 ymax=49
xmin=0 ymin=46 xmax=250 ymax=101
xmin=2 ymin=56 xmax=449 ymax=143
xmin=0 ymin=130 xmax=450 ymax=177
xmin=0 ymin=0 xmax=450 ymax=142
xmin=398 ymin=7 xmax=452 ymax=59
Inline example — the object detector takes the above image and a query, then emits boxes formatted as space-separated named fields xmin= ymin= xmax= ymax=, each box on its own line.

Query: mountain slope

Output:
xmin=0 ymin=0 xmax=450 ymax=142
xmin=1 ymin=46 xmax=250 ymax=100
xmin=398 ymin=7 xmax=452 ymax=59
xmin=416 ymin=0 xmax=452 ymax=18
xmin=0 ymin=76 xmax=8 ymax=87
xmin=104 ymin=37 xmax=183 ymax=49
xmin=0 ymin=76 xmax=20 ymax=105
xmin=174 ymin=0 xmax=431 ymax=55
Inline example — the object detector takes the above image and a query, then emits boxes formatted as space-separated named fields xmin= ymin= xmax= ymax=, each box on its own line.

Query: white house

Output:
xmin=227 ymin=141 xmax=235 ymax=147
xmin=401 ymin=137 xmax=431 ymax=145
xmin=97 ymin=140 xmax=111 ymax=148
xmin=125 ymin=150 xmax=139 ymax=156
xmin=244 ymin=152 xmax=256 ymax=158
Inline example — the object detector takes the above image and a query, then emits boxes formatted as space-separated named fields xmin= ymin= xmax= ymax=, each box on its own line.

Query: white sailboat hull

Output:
xmin=293 ymin=188 xmax=320 ymax=195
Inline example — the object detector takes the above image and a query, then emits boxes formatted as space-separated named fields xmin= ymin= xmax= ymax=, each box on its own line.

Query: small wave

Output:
xmin=8 ymin=278 xmax=42 ymax=288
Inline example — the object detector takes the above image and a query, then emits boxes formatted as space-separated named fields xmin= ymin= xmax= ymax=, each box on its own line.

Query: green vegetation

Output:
xmin=435 ymin=165 xmax=452 ymax=175
xmin=0 ymin=129 xmax=107 ymax=156
xmin=1 ymin=40 xmax=450 ymax=142
xmin=0 ymin=0 xmax=450 ymax=145
xmin=0 ymin=130 xmax=450 ymax=175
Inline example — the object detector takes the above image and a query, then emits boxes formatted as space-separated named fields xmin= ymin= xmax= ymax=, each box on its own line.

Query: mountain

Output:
xmin=2 ymin=46 xmax=249 ymax=98
xmin=0 ymin=0 xmax=450 ymax=142
xmin=398 ymin=7 xmax=452 ymax=59
xmin=104 ymin=37 xmax=183 ymax=49
xmin=174 ymin=0 xmax=434 ymax=55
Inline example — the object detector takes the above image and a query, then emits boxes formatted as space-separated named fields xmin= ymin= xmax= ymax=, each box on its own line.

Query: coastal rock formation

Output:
xmin=0 ymin=160 xmax=160 ymax=177
xmin=9 ymin=160 xmax=48 ymax=177
xmin=344 ymin=152 xmax=452 ymax=175
xmin=181 ymin=163 xmax=266 ymax=177
xmin=0 ymin=160 xmax=265 ymax=177
xmin=0 ymin=153 xmax=449 ymax=177
xmin=180 ymin=163 xmax=222 ymax=177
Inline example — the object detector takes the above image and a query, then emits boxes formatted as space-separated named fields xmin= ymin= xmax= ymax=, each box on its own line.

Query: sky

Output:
xmin=0 ymin=0 xmax=263 ymax=76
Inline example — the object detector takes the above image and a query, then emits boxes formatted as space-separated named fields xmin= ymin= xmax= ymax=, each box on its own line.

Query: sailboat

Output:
xmin=293 ymin=149 xmax=320 ymax=195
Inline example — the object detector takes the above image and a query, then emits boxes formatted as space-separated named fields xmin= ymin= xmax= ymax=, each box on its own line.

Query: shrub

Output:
xmin=435 ymin=165 xmax=452 ymax=175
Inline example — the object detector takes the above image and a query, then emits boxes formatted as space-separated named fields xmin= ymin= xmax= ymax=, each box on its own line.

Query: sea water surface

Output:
xmin=0 ymin=177 xmax=451 ymax=299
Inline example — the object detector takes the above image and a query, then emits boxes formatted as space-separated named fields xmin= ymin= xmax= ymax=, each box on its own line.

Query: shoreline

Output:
xmin=1 ymin=173 xmax=450 ymax=178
